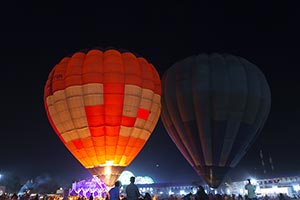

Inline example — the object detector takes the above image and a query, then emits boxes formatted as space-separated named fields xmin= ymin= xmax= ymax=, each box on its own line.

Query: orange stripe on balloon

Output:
xmin=104 ymin=83 xmax=124 ymax=94
xmin=92 ymin=136 xmax=105 ymax=146
xmin=90 ymin=126 xmax=105 ymax=137
xmin=85 ymin=105 xmax=105 ymax=126
xmin=90 ymin=126 xmax=121 ymax=137
xmin=105 ymin=126 xmax=120 ymax=136
xmin=104 ymin=83 xmax=124 ymax=125
xmin=82 ymin=73 xmax=104 ymax=84
xmin=117 ymin=135 xmax=129 ymax=146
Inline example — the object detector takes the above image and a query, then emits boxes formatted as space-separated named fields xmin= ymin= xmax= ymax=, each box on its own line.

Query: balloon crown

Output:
xmin=67 ymin=46 xmax=142 ymax=58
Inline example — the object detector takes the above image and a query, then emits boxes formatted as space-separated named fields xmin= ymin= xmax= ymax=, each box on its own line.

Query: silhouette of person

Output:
xmin=33 ymin=194 xmax=39 ymax=200
xmin=11 ymin=193 xmax=18 ymax=200
xmin=245 ymin=179 xmax=257 ymax=200
xmin=278 ymin=193 xmax=285 ymax=200
xmin=195 ymin=185 xmax=208 ymax=200
xmin=89 ymin=193 xmax=94 ymax=200
xmin=143 ymin=193 xmax=151 ymax=200
xmin=109 ymin=181 xmax=121 ymax=200
xmin=125 ymin=176 xmax=140 ymax=200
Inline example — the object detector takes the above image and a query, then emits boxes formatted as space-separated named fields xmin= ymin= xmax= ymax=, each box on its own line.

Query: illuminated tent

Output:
xmin=44 ymin=48 xmax=161 ymax=186
xmin=161 ymin=53 xmax=271 ymax=188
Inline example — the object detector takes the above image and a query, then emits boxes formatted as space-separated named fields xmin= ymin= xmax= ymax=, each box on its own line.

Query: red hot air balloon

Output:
xmin=44 ymin=48 xmax=161 ymax=186
xmin=161 ymin=53 xmax=271 ymax=188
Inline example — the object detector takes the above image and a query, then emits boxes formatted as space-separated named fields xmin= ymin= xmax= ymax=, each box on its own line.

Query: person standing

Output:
xmin=89 ymin=193 xmax=94 ymax=200
xmin=125 ymin=176 xmax=140 ymax=200
xmin=195 ymin=185 xmax=208 ymax=200
xmin=109 ymin=181 xmax=121 ymax=200
xmin=245 ymin=179 xmax=257 ymax=200
xmin=143 ymin=193 xmax=152 ymax=200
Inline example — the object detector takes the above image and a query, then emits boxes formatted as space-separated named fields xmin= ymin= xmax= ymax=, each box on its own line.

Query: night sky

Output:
xmin=0 ymin=1 xmax=298 ymax=186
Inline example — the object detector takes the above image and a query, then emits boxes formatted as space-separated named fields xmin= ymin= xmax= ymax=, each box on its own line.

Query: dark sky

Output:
xmin=0 ymin=1 xmax=298 ymax=186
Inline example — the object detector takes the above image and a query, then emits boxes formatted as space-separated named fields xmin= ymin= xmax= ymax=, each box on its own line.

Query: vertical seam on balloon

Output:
xmin=83 ymin=51 xmax=100 ymax=167
xmin=145 ymin=63 xmax=155 ymax=133
xmin=103 ymin=50 xmax=107 ymax=165
xmin=207 ymin=53 xmax=213 ymax=166
xmin=230 ymin=57 xmax=254 ymax=166
xmin=78 ymin=52 xmax=92 ymax=166
xmin=138 ymin=59 xmax=148 ymax=139
xmin=45 ymin=69 xmax=64 ymax=142
xmin=243 ymin=61 xmax=265 ymax=154
xmin=223 ymin=55 xmax=245 ymax=167
xmin=217 ymin=54 xmax=231 ymax=167
xmin=60 ymin=56 xmax=80 ymax=159
xmin=68 ymin=53 xmax=88 ymax=166
xmin=186 ymin=56 xmax=201 ymax=170
xmin=228 ymin=56 xmax=248 ymax=167
xmin=124 ymin=56 xmax=143 ymax=164
xmin=83 ymin=50 xmax=100 ymax=166
xmin=114 ymin=52 xmax=125 ymax=165
xmin=192 ymin=55 xmax=205 ymax=169
xmin=175 ymin=58 xmax=196 ymax=168
xmin=193 ymin=54 xmax=210 ymax=167
xmin=119 ymin=54 xmax=137 ymax=165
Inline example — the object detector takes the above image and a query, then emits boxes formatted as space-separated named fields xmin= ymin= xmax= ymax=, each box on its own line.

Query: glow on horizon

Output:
xmin=118 ymin=170 xmax=154 ymax=185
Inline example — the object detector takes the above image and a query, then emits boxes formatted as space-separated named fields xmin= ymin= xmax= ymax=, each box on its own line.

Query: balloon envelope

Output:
xmin=161 ymin=53 xmax=271 ymax=188
xmin=44 ymin=48 xmax=161 ymax=186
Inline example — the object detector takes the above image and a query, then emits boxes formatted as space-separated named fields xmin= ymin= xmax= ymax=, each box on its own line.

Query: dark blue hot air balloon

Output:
xmin=161 ymin=53 xmax=271 ymax=188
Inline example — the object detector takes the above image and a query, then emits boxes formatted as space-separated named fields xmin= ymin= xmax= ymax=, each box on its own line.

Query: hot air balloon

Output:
xmin=44 ymin=48 xmax=161 ymax=187
xmin=161 ymin=53 xmax=271 ymax=188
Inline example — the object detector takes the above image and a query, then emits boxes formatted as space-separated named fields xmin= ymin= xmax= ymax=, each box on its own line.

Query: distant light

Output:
xmin=118 ymin=171 xmax=135 ymax=185
xmin=192 ymin=187 xmax=198 ymax=194
xmin=168 ymin=190 xmax=174 ymax=195
xmin=179 ymin=190 xmax=186 ymax=195
xmin=226 ymin=188 xmax=230 ymax=194
xmin=293 ymin=184 xmax=300 ymax=191
xmin=249 ymin=177 xmax=257 ymax=185
xmin=118 ymin=170 xmax=154 ymax=185
xmin=239 ymin=188 xmax=244 ymax=194
xmin=136 ymin=176 xmax=154 ymax=184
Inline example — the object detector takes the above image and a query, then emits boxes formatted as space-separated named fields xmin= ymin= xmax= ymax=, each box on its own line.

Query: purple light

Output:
xmin=69 ymin=177 xmax=107 ymax=198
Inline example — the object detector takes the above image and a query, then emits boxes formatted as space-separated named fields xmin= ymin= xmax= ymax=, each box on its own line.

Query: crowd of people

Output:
xmin=0 ymin=177 xmax=297 ymax=200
